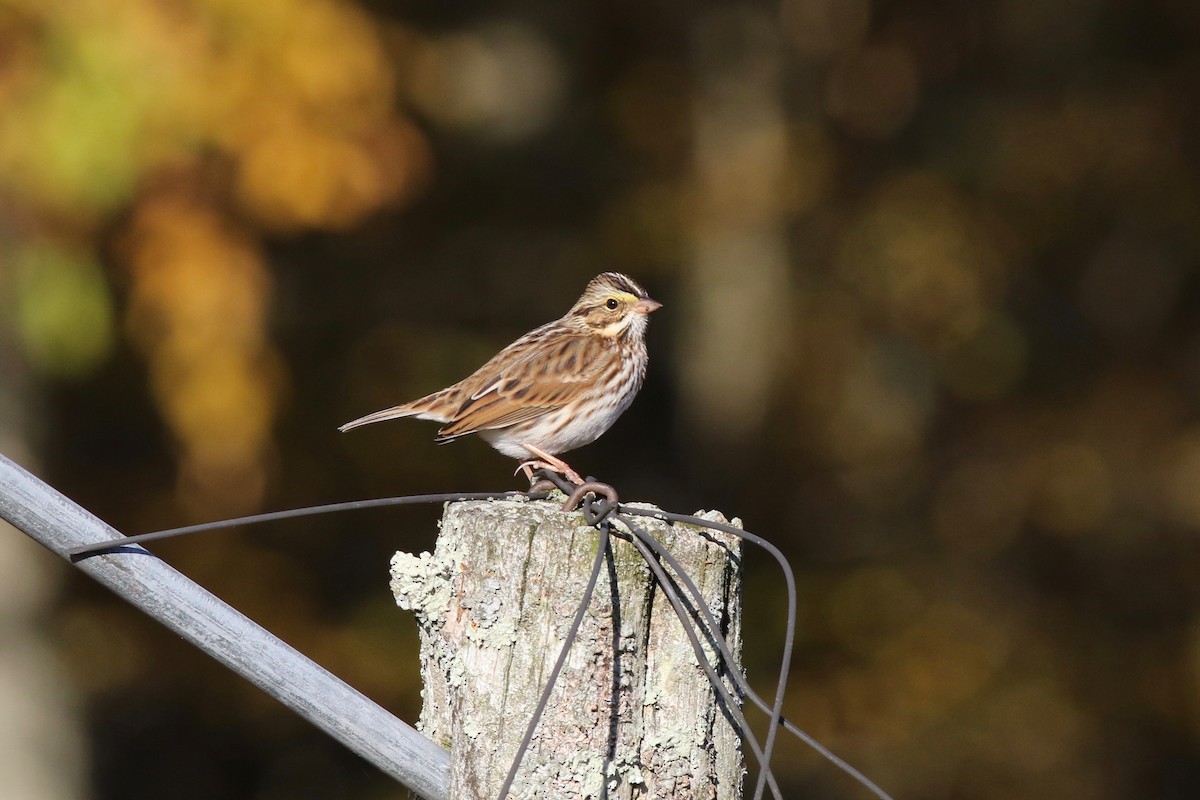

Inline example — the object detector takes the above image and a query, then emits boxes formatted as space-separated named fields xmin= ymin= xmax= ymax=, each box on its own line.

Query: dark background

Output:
xmin=3 ymin=0 xmax=1200 ymax=798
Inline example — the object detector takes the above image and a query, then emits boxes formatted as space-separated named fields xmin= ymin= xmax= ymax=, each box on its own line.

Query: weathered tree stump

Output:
xmin=391 ymin=495 xmax=744 ymax=800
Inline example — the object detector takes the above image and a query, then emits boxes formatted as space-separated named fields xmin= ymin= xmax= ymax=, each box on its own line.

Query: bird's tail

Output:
xmin=338 ymin=405 xmax=420 ymax=432
xmin=338 ymin=388 xmax=462 ymax=432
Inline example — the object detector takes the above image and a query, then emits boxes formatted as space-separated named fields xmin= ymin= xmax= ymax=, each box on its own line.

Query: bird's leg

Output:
xmin=521 ymin=444 xmax=585 ymax=486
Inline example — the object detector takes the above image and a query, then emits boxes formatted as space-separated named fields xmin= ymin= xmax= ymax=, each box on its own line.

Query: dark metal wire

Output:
xmin=617 ymin=513 xmax=783 ymax=800
xmin=66 ymin=473 xmax=893 ymax=800
xmin=620 ymin=506 xmax=792 ymax=800
xmin=66 ymin=491 xmax=548 ymax=558
xmin=494 ymin=521 xmax=612 ymax=800
xmin=615 ymin=511 xmax=894 ymax=800
xmin=531 ymin=473 xmax=893 ymax=800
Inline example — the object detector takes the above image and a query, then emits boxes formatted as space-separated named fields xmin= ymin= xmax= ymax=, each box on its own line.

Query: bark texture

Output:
xmin=391 ymin=496 xmax=744 ymax=800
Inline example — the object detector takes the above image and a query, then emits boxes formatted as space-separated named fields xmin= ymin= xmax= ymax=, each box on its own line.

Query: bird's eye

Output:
xmin=606 ymin=298 xmax=619 ymax=310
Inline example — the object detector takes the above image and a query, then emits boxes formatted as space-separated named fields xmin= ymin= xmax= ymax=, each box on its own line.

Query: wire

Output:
xmin=66 ymin=491 xmax=548 ymax=558
xmin=617 ymin=513 xmax=783 ymax=800
xmin=619 ymin=506 xmax=794 ymax=800
xmin=616 ymin=510 xmax=893 ymax=800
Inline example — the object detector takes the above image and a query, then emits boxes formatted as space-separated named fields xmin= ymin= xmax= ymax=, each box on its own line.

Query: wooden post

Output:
xmin=392 ymin=496 xmax=744 ymax=800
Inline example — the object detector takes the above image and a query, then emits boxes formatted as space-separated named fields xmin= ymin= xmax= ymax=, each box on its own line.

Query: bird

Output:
xmin=339 ymin=272 xmax=662 ymax=485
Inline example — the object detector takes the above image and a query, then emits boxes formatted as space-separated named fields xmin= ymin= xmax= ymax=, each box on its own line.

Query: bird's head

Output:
xmin=566 ymin=272 xmax=662 ymax=338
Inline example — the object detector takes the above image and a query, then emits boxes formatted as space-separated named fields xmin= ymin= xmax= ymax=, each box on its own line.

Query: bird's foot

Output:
xmin=516 ymin=459 xmax=585 ymax=486
xmin=518 ymin=445 xmax=586 ymax=486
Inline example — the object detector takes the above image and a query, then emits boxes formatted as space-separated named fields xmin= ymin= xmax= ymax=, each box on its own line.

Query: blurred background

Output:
xmin=2 ymin=0 xmax=1200 ymax=797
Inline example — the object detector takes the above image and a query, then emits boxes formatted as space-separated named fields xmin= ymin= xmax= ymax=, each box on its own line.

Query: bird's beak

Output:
xmin=635 ymin=298 xmax=663 ymax=314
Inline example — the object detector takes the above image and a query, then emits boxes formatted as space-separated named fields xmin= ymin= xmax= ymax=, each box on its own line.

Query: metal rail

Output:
xmin=0 ymin=453 xmax=451 ymax=800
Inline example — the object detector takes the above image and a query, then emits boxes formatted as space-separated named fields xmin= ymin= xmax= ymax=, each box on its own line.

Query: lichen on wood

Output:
xmin=391 ymin=495 xmax=744 ymax=800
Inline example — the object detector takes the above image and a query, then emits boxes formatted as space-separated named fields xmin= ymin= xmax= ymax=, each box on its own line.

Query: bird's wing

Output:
xmin=434 ymin=334 xmax=607 ymax=440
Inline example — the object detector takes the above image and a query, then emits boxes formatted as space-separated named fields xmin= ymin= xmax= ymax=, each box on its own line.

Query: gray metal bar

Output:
xmin=0 ymin=453 xmax=449 ymax=800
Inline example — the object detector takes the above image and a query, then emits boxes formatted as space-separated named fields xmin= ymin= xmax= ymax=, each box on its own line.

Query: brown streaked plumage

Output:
xmin=339 ymin=272 xmax=661 ymax=484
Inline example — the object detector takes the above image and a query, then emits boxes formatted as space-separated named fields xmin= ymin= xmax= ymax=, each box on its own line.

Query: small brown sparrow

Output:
xmin=340 ymin=273 xmax=661 ymax=484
